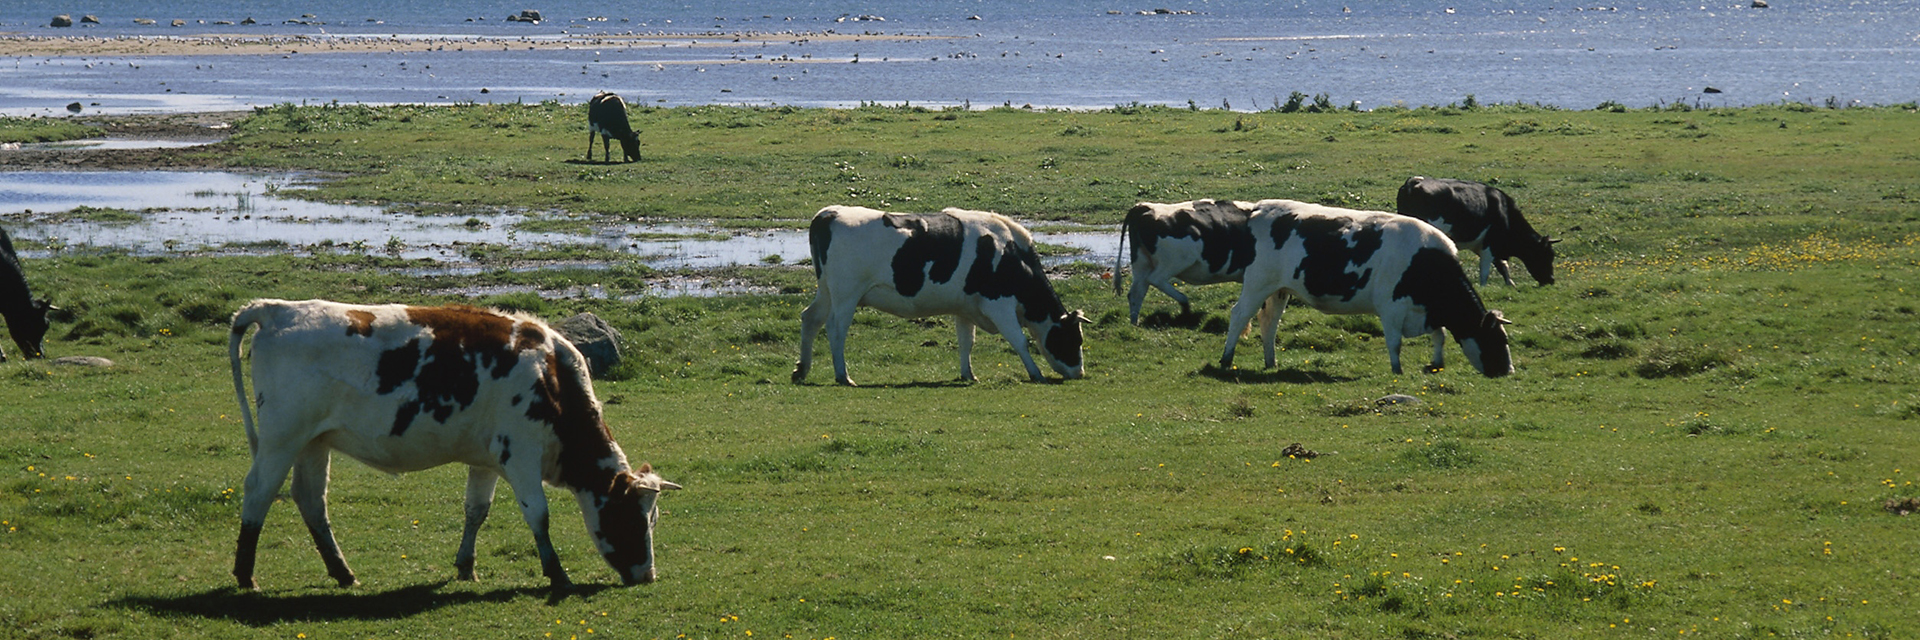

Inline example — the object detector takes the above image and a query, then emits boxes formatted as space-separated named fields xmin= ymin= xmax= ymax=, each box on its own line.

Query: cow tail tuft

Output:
xmin=1112 ymin=212 xmax=1131 ymax=296
xmin=228 ymin=303 xmax=265 ymax=455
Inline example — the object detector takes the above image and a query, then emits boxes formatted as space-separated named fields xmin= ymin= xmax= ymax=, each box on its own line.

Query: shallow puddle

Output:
xmin=0 ymin=170 xmax=1116 ymax=297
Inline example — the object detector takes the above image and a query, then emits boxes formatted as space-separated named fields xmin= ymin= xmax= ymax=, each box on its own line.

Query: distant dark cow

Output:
xmin=1113 ymin=199 xmax=1259 ymax=324
xmin=228 ymin=299 xmax=680 ymax=590
xmin=586 ymin=91 xmax=640 ymax=163
xmin=1219 ymin=200 xmax=1513 ymax=377
xmin=0 ymin=225 xmax=54 ymax=361
xmin=794 ymin=206 xmax=1089 ymax=386
xmin=1396 ymin=176 xmax=1558 ymax=286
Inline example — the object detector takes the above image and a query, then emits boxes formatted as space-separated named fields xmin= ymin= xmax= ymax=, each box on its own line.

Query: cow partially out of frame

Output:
xmin=228 ymin=299 xmax=680 ymax=590
xmin=0 ymin=225 xmax=53 ymax=362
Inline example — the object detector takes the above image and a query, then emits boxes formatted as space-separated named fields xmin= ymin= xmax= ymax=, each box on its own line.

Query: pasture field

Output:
xmin=2 ymin=103 xmax=1919 ymax=639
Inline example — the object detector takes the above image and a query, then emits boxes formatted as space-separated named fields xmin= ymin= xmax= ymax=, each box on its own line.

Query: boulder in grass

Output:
xmin=557 ymin=312 xmax=622 ymax=377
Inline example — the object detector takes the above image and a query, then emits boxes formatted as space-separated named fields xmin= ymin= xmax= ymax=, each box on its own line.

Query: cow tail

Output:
xmin=228 ymin=303 xmax=265 ymax=455
xmin=1112 ymin=213 xmax=1131 ymax=296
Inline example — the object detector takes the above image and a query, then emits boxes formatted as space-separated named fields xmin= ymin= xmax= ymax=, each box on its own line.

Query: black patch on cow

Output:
xmin=376 ymin=339 xmax=423 ymax=395
xmin=884 ymin=212 xmax=965 ymax=297
xmin=1279 ymin=215 xmax=1384 ymax=301
xmin=1390 ymin=247 xmax=1486 ymax=333
xmin=498 ymin=435 xmax=512 ymax=465
xmin=511 ymin=394 xmax=524 ymax=406
xmin=1127 ymin=200 xmax=1256 ymax=277
xmin=808 ymin=209 xmax=837 ymax=278
xmin=964 ymin=235 xmax=1067 ymax=323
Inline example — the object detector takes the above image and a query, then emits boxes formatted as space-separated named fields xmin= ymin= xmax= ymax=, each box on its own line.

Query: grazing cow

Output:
xmin=0 ymin=226 xmax=54 ymax=361
xmin=1396 ymin=176 xmax=1558 ymax=286
xmin=1113 ymin=199 xmax=1260 ymax=324
xmin=1218 ymin=200 xmax=1513 ymax=378
xmin=794 ymin=206 xmax=1089 ymax=386
xmin=227 ymin=299 xmax=680 ymax=590
xmin=586 ymin=91 xmax=640 ymax=163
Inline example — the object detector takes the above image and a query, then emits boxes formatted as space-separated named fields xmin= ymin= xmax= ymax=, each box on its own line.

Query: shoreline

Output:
xmin=0 ymin=31 xmax=961 ymax=57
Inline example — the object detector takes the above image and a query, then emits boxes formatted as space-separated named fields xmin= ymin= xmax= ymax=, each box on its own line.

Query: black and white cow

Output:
xmin=1113 ymin=199 xmax=1260 ymax=324
xmin=0 ymin=225 xmax=54 ymax=362
xmin=587 ymin=91 xmax=640 ymax=163
xmin=794 ymin=205 xmax=1089 ymax=386
xmin=1218 ymin=200 xmax=1514 ymax=378
xmin=228 ymin=299 xmax=680 ymax=590
xmin=1396 ymin=176 xmax=1558 ymax=286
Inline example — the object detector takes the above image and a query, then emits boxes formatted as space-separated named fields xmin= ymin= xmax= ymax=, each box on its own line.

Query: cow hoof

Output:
xmin=835 ymin=377 xmax=857 ymax=387
xmin=235 ymin=577 xmax=259 ymax=592
xmin=790 ymin=368 xmax=807 ymax=383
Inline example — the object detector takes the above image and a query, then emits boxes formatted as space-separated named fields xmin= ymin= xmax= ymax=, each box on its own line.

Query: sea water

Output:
xmin=0 ymin=0 xmax=1913 ymax=115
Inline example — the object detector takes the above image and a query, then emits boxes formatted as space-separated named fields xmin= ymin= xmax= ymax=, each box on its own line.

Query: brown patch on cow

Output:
xmin=514 ymin=323 xmax=547 ymax=352
xmin=344 ymin=310 xmax=376 ymax=337
xmin=379 ymin=305 xmax=532 ymax=436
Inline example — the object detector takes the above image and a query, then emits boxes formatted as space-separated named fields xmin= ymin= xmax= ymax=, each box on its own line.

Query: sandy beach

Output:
xmin=0 ymin=31 xmax=960 ymax=57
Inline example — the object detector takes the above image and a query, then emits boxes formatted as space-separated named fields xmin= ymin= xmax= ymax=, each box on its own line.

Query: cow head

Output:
xmin=1037 ymin=310 xmax=1090 ymax=380
xmin=617 ymin=134 xmax=641 ymax=163
xmin=3 ymin=298 xmax=55 ymax=361
xmin=1455 ymin=310 xmax=1514 ymax=378
xmin=582 ymin=463 xmax=682 ymax=584
xmin=1514 ymin=236 xmax=1558 ymax=285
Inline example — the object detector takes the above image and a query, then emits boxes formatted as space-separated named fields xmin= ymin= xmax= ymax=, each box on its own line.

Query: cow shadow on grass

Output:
xmin=1196 ymin=363 xmax=1358 ymax=385
xmin=104 ymin=581 xmax=614 ymax=625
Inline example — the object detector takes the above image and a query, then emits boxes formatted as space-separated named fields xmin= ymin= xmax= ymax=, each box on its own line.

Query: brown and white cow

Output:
xmin=227 ymin=299 xmax=679 ymax=590
xmin=794 ymin=206 xmax=1088 ymax=386
xmin=1219 ymin=200 xmax=1514 ymax=378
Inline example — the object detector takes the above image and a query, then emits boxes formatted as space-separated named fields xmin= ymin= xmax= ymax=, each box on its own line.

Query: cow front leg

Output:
xmin=234 ymin=449 xmax=298 ymax=590
xmin=983 ymin=307 xmax=1046 ymax=381
xmin=504 ymin=471 xmax=572 ymax=588
xmin=955 ymin=319 xmax=978 ymax=382
xmin=454 ymin=466 xmax=500 ymax=581
xmin=290 ymin=443 xmax=356 ymax=587
xmin=1427 ymin=328 xmax=1448 ymax=372
xmin=585 ymin=131 xmax=594 ymax=162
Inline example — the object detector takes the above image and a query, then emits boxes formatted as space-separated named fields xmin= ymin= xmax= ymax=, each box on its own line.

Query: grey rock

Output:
xmin=556 ymin=313 xmax=622 ymax=377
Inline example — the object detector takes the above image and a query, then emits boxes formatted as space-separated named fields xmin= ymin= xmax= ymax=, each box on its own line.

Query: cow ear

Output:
xmin=608 ymin=471 xmax=639 ymax=497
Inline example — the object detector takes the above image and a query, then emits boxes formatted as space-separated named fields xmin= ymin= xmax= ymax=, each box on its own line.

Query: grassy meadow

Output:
xmin=2 ymin=102 xmax=1918 ymax=639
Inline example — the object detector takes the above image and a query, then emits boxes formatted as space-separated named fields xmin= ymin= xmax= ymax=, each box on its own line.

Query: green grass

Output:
xmin=3 ymin=103 xmax=1920 ymax=638
xmin=0 ymin=117 xmax=100 ymax=144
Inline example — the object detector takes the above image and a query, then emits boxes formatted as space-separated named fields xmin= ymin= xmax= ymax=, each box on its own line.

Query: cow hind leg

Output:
xmin=1383 ymin=325 xmax=1407 ymax=375
xmin=1257 ymin=293 xmax=1287 ymax=369
xmin=234 ymin=448 xmax=300 ymax=590
xmin=793 ymin=291 xmax=830 ymax=383
xmin=1220 ymin=281 xmax=1280 ymax=369
xmin=825 ymin=296 xmax=863 ymax=386
xmin=955 ymin=319 xmax=978 ymax=382
xmin=289 ymin=443 xmax=356 ymax=587
xmin=454 ymin=466 xmax=500 ymax=581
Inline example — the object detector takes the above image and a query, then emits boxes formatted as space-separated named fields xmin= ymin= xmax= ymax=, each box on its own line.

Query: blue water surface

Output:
xmin=0 ymin=1 xmax=1914 ymax=114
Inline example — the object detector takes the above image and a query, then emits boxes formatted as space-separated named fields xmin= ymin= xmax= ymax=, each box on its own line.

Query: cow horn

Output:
xmin=1066 ymin=310 xmax=1091 ymax=324
xmin=1485 ymin=310 xmax=1513 ymax=326
xmin=1546 ymin=236 xmax=1562 ymax=245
